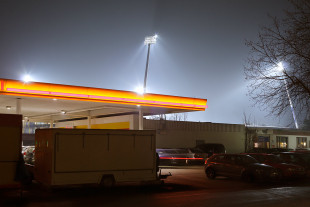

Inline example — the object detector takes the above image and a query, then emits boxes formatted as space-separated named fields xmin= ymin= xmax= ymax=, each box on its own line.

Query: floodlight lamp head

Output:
xmin=23 ymin=74 xmax=33 ymax=83
xmin=277 ymin=62 xmax=284 ymax=71
xmin=135 ymin=86 xmax=145 ymax=95
xmin=144 ymin=34 xmax=157 ymax=45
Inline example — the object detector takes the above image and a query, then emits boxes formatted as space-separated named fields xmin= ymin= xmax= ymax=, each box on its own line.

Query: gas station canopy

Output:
xmin=0 ymin=78 xmax=207 ymax=123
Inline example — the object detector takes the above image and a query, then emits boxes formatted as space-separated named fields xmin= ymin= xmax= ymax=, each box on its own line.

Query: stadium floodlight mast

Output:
xmin=143 ymin=34 xmax=158 ymax=93
xmin=278 ymin=62 xmax=299 ymax=129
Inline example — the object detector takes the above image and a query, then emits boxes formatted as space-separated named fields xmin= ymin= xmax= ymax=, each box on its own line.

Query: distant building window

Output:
xmin=297 ymin=137 xmax=307 ymax=148
xmin=254 ymin=136 xmax=270 ymax=148
xmin=276 ymin=136 xmax=288 ymax=148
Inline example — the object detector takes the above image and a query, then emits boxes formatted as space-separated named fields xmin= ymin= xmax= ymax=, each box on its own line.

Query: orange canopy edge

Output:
xmin=0 ymin=78 xmax=207 ymax=111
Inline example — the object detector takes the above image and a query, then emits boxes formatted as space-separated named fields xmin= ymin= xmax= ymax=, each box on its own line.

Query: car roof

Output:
xmin=212 ymin=153 xmax=248 ymax=156
xmin=244 ymin=153 xmax=273 ymax=155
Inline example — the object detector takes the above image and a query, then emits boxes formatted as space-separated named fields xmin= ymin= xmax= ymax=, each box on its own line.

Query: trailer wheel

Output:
xmin=100 ymin=175 xmax=115 ymax=188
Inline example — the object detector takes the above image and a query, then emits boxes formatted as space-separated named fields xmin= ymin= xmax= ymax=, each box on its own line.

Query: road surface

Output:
xmin=1 ymin=166 xmax=310 ymax=207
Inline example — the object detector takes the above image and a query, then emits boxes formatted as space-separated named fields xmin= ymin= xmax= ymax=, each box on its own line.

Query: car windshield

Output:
xmin=190 ymin=148 xmax=204 ymax=153
xmin=265 ymin=155 xmax=282 ymax=164
xmin=292 ymin=153 xmax=310 ymax=163
xmin=241 ymin=155 xmax=258 ymax=164
xmin=175 ymin=149 xmax=189 ymax=154
xmin=299 ymin=153 xmax=310 ymax=162
xmin=279 ymin=153 xmax=310 ymax=164
xmin=214 ymin=146 xmax=225 ymax=153
xmin=156 ymin=149 xmax=188 ymax=154
xmin=249 ymin=154 xmax=264 ymax=162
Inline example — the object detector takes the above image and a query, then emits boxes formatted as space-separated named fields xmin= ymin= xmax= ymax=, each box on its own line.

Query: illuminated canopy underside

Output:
xmin=0 ymin=79 xmax=207 ymax=122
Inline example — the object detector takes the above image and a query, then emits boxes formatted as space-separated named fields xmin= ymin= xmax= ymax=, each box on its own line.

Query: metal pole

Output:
xmin=50 ymin=119 xmax=54 ymax=128
xmin=87 ymin=111 xmax=91 ymax=129
xmin=16 ymin=98 xmax=21 ymax=114
xmin=139 ymin=107 xmax=143 ymax=130
xmin=283 ymin=77 xmax=299 ymax=129
xmin=143 ymin=43 xmax=151 ymax=93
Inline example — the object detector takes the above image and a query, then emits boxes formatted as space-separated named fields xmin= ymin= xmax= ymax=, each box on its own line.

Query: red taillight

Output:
xmin=23 ymin=152 xmax=26 ymax=155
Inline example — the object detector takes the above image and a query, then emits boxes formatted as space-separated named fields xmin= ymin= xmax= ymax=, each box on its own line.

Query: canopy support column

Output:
xmin=50 ymin=119 xmax=54 ymax=128
xmin=16 ymin=98 xmax=21 ymax=114
xmin=87 ymin=111 xmax=92 ymax=129
xmin=139 ymin=107 xmax=143 ymax=130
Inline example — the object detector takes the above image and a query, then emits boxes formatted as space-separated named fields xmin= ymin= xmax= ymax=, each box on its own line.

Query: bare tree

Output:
xmin=242 ymin=112 xmax=257 ymax=127
xmin=243 ymin=112 xmax=257 ymax=152
xmin=244 ymin=0 xmax=310 ymax=125
xmin=147 ymin=113 xmax=188 ymax=131
xmin=302 ymin=117 xmax=310 ymax=129
xmin=168 ymin=113 xmax=188 ymax=122
xmin=148 ymin=114 xmax=166 ymax=120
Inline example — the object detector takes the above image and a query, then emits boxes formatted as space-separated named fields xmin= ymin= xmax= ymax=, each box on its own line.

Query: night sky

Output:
xmin=0 ymin=0 xmax=294 ymax=126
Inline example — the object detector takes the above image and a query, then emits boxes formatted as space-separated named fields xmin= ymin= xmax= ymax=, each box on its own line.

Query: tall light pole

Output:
xmin=137 ymin=34 xmax=157 ymax=130
xmin=143 ymin=34 xmax=157 ymax=93
xmin=278 ymin=62 xmax=299 ymax=129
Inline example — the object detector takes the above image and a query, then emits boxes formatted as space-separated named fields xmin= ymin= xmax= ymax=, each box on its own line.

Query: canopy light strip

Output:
xmin=0 ymin=79 xmax=207 ymax=111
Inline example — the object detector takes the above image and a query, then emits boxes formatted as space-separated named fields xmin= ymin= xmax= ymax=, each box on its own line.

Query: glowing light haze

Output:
xmin=0 ymin=0 xmax=294 ymax=126
xmin=22 ymin=74 xmax=33 ymax=83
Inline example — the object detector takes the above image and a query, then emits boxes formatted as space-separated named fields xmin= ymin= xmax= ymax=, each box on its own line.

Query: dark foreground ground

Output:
xmin=1 ymin=166 xmax=310 ymax=207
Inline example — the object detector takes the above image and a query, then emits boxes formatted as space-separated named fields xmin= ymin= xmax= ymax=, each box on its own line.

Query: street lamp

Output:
xmin=278 ymin=62 xmax=299 ymax=129
xmin=143 ymin=34 xmax=157 ymax=93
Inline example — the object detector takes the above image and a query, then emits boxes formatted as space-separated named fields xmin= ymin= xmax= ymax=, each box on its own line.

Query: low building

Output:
xmin=144 ymin=119 xmax=245 ymax=153
xmin=144 ymin=119 xmax=310 ymax=153
xmin=22 ymin=117 xmax=310 ymax=153
xmin=246 ymin=126 xmax=310 ymax=151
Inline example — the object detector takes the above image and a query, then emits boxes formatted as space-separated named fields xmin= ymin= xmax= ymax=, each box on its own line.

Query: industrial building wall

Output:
xmin=144 ymin=119 xmax=246 ymax=153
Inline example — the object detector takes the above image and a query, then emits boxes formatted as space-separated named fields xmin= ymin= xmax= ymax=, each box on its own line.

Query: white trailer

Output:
xmin=34 ymin=128 xmax=162 ymax=187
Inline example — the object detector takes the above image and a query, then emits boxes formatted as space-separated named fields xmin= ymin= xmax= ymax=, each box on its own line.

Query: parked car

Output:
xmin=204 ymin=154 xmax=281 ymax=182
xmin=156 ymin=148 xmax=204 ymax=166
xmin=196 ymin=143 xmax=226 ymax=157
xmin=277 ymin=152 xmax=310 ymax=170
xmin=156 ymin=148 xmax=189 ymax=166
xmin=246 ymin=148 xmax=293 ymax=154
xmin=244 ymin=153 xmax=306 ymax=179
xmin=293 ymin=148 xmax=310 ymax=152
xmin=23 ymin=146 xmax=35 ymax=165
xmin=22 ymin=146 xmax=29 ymax=159
xmin=187 ymin=148 xmax=207 ymax=165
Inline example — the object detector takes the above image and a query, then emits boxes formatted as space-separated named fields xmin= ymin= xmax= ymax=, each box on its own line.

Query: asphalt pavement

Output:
xmin=1 ymin=166 xmax=310 ymax=207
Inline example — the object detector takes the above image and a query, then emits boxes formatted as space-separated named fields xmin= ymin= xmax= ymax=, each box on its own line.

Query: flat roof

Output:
xmin=0 ymin=79 xmax=207 ymax=122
